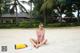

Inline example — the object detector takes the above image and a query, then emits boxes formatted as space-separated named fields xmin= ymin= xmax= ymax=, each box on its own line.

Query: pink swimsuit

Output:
xmin=37 ymin=30 xmax=44 ymax=42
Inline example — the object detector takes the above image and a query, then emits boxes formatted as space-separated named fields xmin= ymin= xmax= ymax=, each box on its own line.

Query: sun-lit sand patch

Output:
xmin=0 ymin=27 xmax=80 ymax=53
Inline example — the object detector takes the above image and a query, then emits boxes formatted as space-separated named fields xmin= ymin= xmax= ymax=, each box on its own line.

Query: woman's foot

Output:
xmin=33 ymin=44 xmax=38 ymax=48
xmin=34 ymin=44 xmax=40 ymax=48
xmin=35 ymin=45 xmax=39 ymax=48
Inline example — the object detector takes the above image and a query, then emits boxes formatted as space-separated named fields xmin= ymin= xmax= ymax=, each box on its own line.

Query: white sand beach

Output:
xmin=0 ymin=27 xmax=80 ymax=53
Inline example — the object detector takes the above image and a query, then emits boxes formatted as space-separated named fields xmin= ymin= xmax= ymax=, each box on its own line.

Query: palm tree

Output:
xmin=29 ymin=0 xmax=43 ymax=26
xmin=40 ymin=0 xmax=57 ymax=25
xmin=0 ymin=0 xmax=5 ymax=17
xmin=29 ymin=0 xmax=66 ymax=24
xmin=76 ymin=0 xmax=80 ymax=22
xmin=5 ymin=0 xmax=30 ymax=24
xmin=27 ymin=1 xmax=33 ymax=27
xmin=65 ymin=0 xmax=80 ymax=23
xmin=40 ymin=0 xmax=66 ymax=24
xmin=9 ymin=0 xmax=29 ymax=14
xmin=55 ymin=0 xmax=66 ymax=23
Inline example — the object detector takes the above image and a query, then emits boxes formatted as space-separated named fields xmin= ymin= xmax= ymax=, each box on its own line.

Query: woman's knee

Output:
xmin=45 ymin=39 xmax=47 ymax=42
xmin=44 ymin=39 xmax=47 ymax=44
xmin=29 ymin=38 xmax=33 ymax=42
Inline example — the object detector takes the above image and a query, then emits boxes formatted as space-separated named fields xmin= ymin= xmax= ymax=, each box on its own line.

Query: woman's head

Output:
xmin=39 ymin=23 xmax=44 ymax=29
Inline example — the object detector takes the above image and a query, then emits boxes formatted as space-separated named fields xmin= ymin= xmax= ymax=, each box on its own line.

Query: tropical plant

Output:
xmin=76 ymin=0 xmax=80 ymax=22
xmin=0 ymin=0 xmax=5 ymax=16
xmin=8 ymin=0 xmax=29 ymax=14
xmin=29 ymin=0 xmax=80 ymax=24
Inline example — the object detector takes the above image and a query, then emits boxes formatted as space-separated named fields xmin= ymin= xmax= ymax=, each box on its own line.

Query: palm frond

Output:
xmin=16 ymin=0 xmax=29 ymax=14
xmin=40 ymin=0 xmax=56 ymax=11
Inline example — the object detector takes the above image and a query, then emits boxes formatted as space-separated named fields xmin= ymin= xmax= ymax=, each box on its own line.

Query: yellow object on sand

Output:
xmin=15 ymin=43 xmax=28 ymax=49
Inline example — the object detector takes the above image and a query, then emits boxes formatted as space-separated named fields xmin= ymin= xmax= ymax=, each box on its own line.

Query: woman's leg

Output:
xmin=30 ymin=38 xmax=37 ymax=47
xmin=38 ymin=39 xmax=47 ymax=47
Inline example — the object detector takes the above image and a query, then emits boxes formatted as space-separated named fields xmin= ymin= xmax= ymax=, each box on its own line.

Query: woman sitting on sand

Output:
xmin=30 ymin=23 xmax=47 ymax=48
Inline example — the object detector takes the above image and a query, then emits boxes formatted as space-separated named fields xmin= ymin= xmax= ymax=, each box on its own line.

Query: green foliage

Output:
xmin=0 ymin=0 xmax=29 ymax=14
xmin=18 ymin=21 xmax=30 ymax=28
xmin=40 ymin=0 xmax=56 ymax=11
xmin=57 ymin=0 xmax=66 ymax=5
xmin=0 ymin=0 xmax=80 ymax=28
xmin=46 ymin=23 xmax=80 ymax=27
xmin=0 ymin=0 xmax=4 ymax=15
xmin=0 ymin=21 xmax=80 ymax=28
xmin=31 ymin=20 xmax=41 ymax=27
xmin=66 ymin=12 xmax=75 ymax=17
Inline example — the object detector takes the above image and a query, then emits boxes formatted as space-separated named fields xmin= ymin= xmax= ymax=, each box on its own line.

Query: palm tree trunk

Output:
xmin=30 ymin=2 xmax=32 ymax=27
xmin=14 ymin=0 xmax=18 ymax=25
xmin=77 ymin=7 xmax=80 ymax=22
xmin=0 ymin=7 xmax=2 ymax=17
xmin=44 ymin=1 xmax=47 ymax=26
xmin=60 ymin=12 xmax=62 ymax=23
xmin=15 ymin=4 xmax=18 ymax=25
xmin=43 ymin=10 xmax=46 ymax=26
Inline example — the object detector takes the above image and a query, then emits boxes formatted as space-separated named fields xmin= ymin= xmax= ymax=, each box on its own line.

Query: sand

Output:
xmin=0 ymin=27 xmax=80 ymax=53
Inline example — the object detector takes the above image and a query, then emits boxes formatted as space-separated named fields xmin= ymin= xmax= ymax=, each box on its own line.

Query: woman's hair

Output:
xmin=39 ymin=22 xmax=44 ymax=27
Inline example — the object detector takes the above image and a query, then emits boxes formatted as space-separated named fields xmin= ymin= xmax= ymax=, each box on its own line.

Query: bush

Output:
xmin=46 ymin=23 xmax=80 ymax=28
xmin=0 ymin=20 xmax=80 ymax=28
xmin=18 ymin=21 xmax=30 ymax=28
xmin=31 ymin=20 xmax=40 ymax=28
